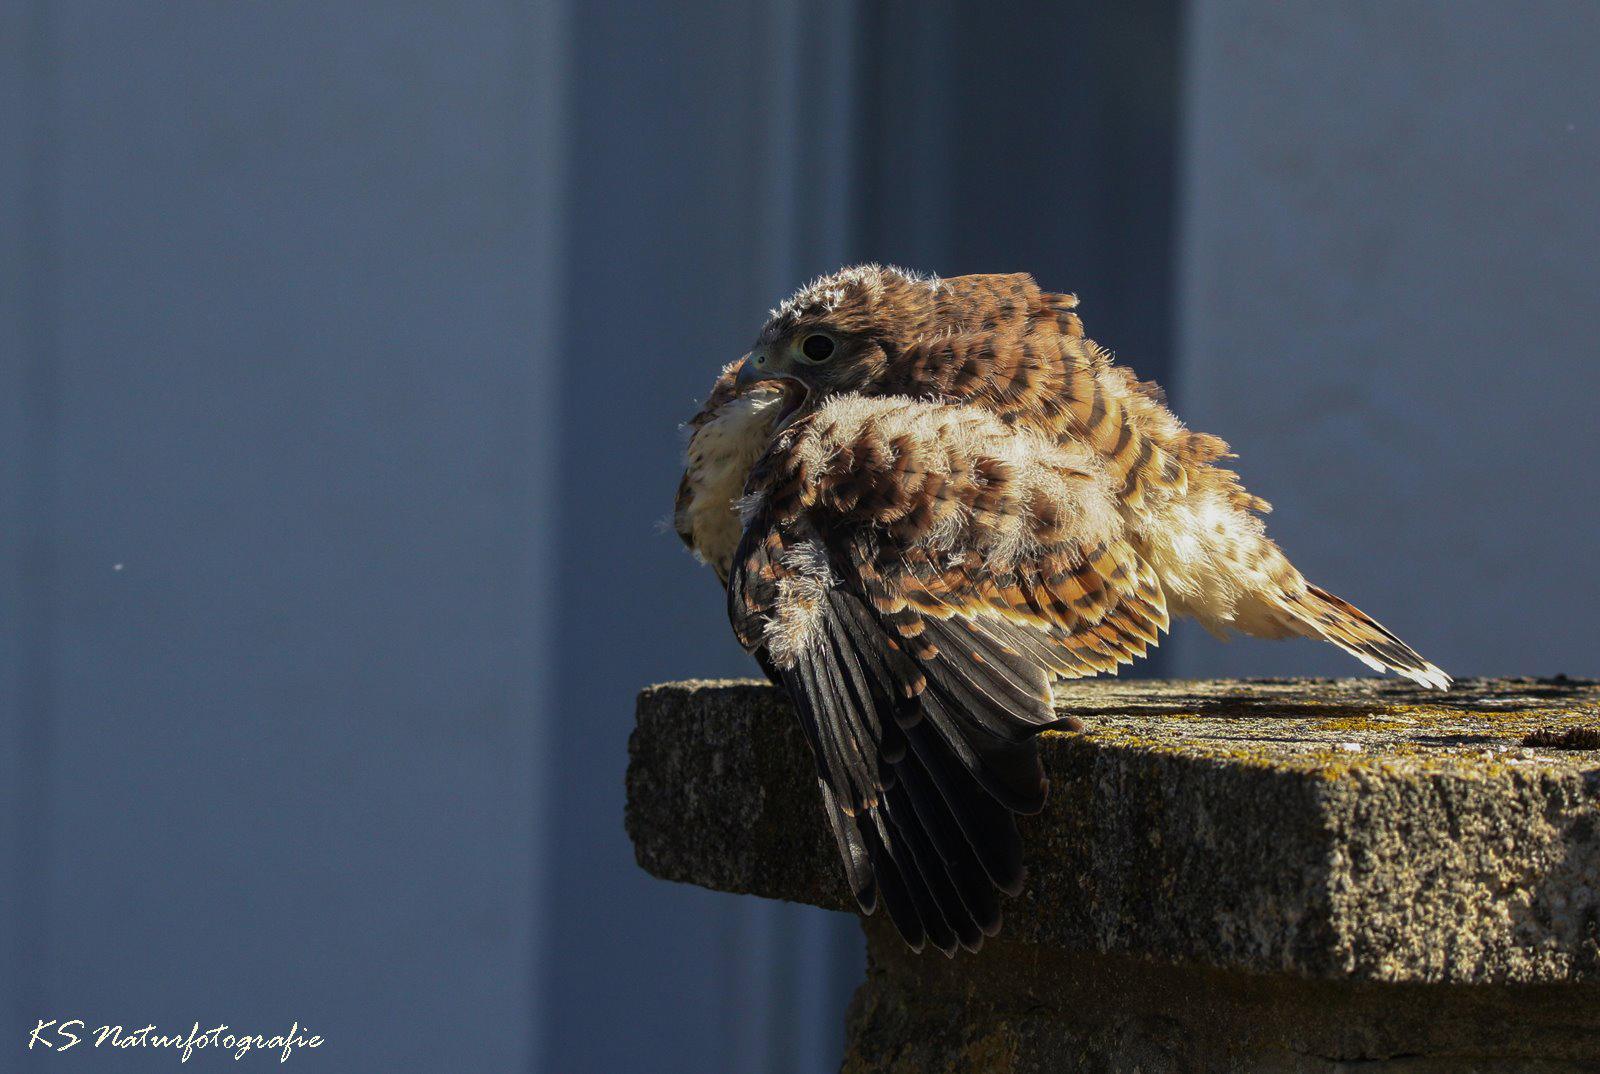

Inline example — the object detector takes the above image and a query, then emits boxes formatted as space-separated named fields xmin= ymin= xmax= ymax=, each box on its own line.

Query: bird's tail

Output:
xmin=1284 ymin=584 xmax=1451 ymax=691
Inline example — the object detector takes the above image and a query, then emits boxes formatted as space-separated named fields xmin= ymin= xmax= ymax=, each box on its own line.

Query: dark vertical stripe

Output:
xmin=1110 ymin=414 xmax=1136 ymax=463
xmin=1084 ymin=377 xmax=1107 ymax=432
xmin=852 ymin=0 xmax=956 ymax=268
xmin=509 ymin=0 xmax=565 ymax=1067
xmin=1129 ymin=436 xmax=1155 ymax=487
xmin=862 ymin=1 xmax=1185 ymax=675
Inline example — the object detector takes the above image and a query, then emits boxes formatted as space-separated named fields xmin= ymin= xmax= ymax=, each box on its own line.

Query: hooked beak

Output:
xmin=734 ymin=348 xmax=809 ymax=427
xmin=734 ymin=349 xmax=785 ymax=391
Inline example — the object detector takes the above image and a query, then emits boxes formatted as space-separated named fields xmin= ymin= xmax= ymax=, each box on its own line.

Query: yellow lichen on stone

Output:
xmin=957 ymin=1025 xmax=1019 ymax=1074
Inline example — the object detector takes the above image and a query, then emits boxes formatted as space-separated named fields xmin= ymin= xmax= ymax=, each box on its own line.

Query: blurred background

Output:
xmin=4 ymin=1 xmax=1596 ymax=1071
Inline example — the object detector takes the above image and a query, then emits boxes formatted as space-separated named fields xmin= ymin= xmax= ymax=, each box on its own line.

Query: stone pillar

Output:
xmin=627 ymin=678 xmax=1600 ymax=1071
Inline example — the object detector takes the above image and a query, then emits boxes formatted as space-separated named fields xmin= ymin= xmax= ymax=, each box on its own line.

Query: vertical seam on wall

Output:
xmin=734 ymin=4 xmax=800 ymax=1066
xmin=762 ymin=6 xmax=866 ymax=1073
xmin=509 ymin=0 xmax=569 ymax=1067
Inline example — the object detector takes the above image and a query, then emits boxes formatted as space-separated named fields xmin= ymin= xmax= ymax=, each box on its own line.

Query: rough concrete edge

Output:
xmin=628 ymin=680 xmax=1600 ymax=985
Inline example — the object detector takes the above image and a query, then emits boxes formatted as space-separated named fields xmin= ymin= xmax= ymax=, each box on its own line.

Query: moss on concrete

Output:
xmin=627 ymin=677 xmax=1600 ymax=1070
xmin=629 ymin=676 xmax=1600 ymax=986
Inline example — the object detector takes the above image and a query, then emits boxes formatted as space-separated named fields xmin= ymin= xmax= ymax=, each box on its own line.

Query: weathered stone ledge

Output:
xmin=626 ymin=677 xmax=1600 ymax=1071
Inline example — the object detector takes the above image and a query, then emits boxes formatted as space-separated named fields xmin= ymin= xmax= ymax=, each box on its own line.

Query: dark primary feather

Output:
xmin=779 ymin=586 xmax=1028 ymax=953
xmin=726 ymin=444 xmax=1146 ymax=953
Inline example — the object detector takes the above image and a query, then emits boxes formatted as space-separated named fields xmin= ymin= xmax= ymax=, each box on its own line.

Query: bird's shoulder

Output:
xmin=859 ymin=288 xmax=1198 ymax=515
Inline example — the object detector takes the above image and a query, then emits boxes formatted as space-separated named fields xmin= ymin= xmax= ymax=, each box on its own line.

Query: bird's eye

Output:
xmin=800 ymin=334 xmax=835 ymax=362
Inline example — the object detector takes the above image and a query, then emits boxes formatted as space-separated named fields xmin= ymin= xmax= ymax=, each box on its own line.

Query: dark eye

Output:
xmin=800 ymin=333 xmax=835 ymax=362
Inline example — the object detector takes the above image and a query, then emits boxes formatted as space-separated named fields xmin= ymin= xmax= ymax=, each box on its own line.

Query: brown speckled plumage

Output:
xmin=676 ymin=265 xmax=1448 ymax=955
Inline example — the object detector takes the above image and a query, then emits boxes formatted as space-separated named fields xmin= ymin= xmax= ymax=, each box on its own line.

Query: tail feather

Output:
xmin=1289 ymin=584 xmax=1451 ymax=691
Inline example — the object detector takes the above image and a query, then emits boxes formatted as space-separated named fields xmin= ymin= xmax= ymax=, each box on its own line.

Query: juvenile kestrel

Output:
xmin=676 ymin=265 xmax=1448 ymax=955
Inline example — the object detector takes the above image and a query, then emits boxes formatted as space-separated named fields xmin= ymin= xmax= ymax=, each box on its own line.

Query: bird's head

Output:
xmin=733 ymin=264 xmax=945 ymax=428
xmin=732 ymin=324 xmax=880 ymax=426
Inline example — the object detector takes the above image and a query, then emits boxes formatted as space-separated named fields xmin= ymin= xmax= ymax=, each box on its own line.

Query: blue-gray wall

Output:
xmin=1171 ymin=0 xmax=1600 ymax=680
xmin=5 ymin=3 xmax=1596 ymax=1073
xmin=4 ymin=2 xmax=561 ymax=1070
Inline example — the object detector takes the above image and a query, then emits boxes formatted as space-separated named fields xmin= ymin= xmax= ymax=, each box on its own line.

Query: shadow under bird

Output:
xmin=674 ymin=265 xmax=1449 ymax=956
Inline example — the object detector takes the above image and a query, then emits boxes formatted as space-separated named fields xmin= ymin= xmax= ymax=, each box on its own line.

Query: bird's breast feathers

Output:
xmin=675 ymin=388 xmax=782 ymax=582
xmin=758 ymin=394 xmax=1121 ymax=566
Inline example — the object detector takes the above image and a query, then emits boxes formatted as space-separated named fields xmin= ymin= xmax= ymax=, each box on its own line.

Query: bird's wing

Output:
xmin=875 ymin=278 xmax=1196 ymax=517
xmin=727 ymin=397 xmax=1167 ymax=954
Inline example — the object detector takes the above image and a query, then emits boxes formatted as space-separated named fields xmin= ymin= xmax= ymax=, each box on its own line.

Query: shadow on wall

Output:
xmin=544 ymin=3 xmax=1185 ymax=1073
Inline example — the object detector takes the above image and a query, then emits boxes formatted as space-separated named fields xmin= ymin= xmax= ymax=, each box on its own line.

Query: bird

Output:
xmin=674 ymin=264 xmax=1448 ymax=955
